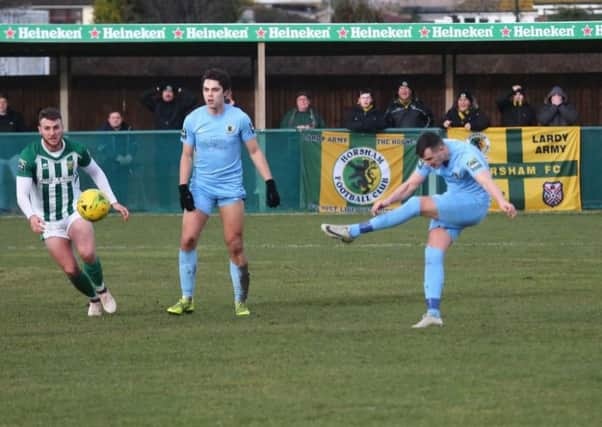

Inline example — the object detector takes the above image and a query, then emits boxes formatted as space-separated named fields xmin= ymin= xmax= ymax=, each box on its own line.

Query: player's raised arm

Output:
xmin=474 ymin=169 xmax=517 ymax=218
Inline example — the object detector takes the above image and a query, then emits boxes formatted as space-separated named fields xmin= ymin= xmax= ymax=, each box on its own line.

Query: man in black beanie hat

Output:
xmin=443 ymin=90 xmax=490 ymax=131
xmin=385 ymin=79 xmax=433 ymax=128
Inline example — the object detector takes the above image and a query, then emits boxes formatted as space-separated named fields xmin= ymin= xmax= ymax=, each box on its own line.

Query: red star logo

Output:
xmin=419 ymin=26 xmax=429 ymax=38
xmin=338 ymin=27 xmax=348 ymax=38
xmin=4 ymin=27 xmax=15 ymax=39
xmin=501 ymin=26 xmax=511 ymax=37
xmin=582 ymin=25 xmax=593 ymax=36
xmin=173 ymin=27 xmax=183 ymax=39
xmin=256 ymin=27 xmax=266 ymax=39
xmin=89 ymin=27 xmax=100 ymax=39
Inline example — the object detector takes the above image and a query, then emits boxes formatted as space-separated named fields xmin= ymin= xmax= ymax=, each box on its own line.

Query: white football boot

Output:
xmin=98 ymin=287 xmax=117 ymax=314
xmin=412 ymin=314 xmax=443 ymax=328
xmin=320 ymin=224 xmax=354 ymax=243
xmin=88 ymin=300 xmax=103 ymax=317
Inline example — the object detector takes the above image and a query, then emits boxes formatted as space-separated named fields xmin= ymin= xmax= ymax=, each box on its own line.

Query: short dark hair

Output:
xmin=358 ymin=88 xmax=373 ymax=97
xmin=38 ymin=107 xmax=62 ymax=123
xmin=0 ymin=93 xmax=8 ymax=101
xmin=416 ymin=131 xmax=443 ymax=157
xmin=202 ymin=68 xmax=231 ymax=92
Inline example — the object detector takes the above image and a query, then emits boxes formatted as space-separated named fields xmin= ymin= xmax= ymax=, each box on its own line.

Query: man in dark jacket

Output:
xmin=0 ymin=94 xmax=26 ymax=132
xmin=279 ymin=91 xmax=326 ymax=129
xmin=97 ymin=111 xmax=136 ymax=205
xmin=442 ymin=90 xmax=490 ymax=131
xmin=496 ymin=84 xmax=536 ymax=127
xmin=385 ymin=80 xmax=433 ymax=128
xmin=140 ymin=83 xmax=197 ymax=129
xmin=344 ymin=88 xmax=387 ymax=132
xmin=99 ymin=110 xmax=133 ymax=131
xmin=537 ymin=86 xmax=578 ymax=126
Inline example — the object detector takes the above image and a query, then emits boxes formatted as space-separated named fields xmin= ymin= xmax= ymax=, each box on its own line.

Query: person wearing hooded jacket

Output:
xmin=344 ymin=88 xmax=387 ymax=133
xmin=537 ymin=86 xmax=578 ymax=126
xmin=140 ymin=83 xmax=197 ymax=130
xmin=442 ymin=90 xmax=490 ymax=132
xmin=385 ymin=80 xmax=434 ymax=128
xmin=496 ymin=84 xmax=537 ymax=127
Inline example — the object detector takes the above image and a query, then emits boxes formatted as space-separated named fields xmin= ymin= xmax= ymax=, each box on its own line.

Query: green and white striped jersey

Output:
xmin=17 ymin=138 xmax=92 ymax=221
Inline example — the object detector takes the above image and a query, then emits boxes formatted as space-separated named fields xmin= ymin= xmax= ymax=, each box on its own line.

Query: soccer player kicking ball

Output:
xmin=167 ymin=68 xmax=280 ymax=317
xmin=321 ymin=131 xmax=516 ymax=328
xmin=16 ymin=107 xmax=129 ymax=316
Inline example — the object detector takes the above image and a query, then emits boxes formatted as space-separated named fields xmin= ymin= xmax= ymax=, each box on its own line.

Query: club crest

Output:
xmin=466 ymin=132 xmax=491 ymax=155
xmin=332 ymin=147 xmax=390 ymax=205
xmin=543 ymin=181 xmax=563 ymax=207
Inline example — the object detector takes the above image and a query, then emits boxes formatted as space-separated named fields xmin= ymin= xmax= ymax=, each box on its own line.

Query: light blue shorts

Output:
xmin=190 ymin=187 xmax=245 ymax=216
xmin=429 ymin=192 xmax=490 ymax=241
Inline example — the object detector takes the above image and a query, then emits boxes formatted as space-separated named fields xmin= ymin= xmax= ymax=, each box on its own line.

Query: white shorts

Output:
xmin=42 ymin=211 xmax=85 ymax=240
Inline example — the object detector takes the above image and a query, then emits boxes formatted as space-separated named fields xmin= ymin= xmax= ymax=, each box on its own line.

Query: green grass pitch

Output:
xmin=1 ymin=212 xmax=600 ymax=426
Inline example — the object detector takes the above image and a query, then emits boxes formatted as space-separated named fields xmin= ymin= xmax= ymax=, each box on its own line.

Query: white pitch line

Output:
xmin=3 ymin=240 xmax=600 ymax=252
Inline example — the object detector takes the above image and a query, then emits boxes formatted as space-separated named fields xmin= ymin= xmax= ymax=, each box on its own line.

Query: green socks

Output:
xmin=83 ymin=257 xmax=104 ymax=289
xmin=68 ymin=271 xmax=97 ymax=298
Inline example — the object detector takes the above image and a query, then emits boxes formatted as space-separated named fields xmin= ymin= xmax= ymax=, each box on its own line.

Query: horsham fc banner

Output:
xmin=448 ymin=127 xmax=581 ymax=211
xmin=301 ymin=130 xmax=431 ymax=213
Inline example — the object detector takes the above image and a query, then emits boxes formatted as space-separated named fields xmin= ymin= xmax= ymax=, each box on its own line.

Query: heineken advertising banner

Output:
xmin=301 ymin=130 xmax=423 ymax=213
xmin=2 ymin=22 xmax=602 ymax=43
xmin=448 ymin=127 xmax=581 ymax=211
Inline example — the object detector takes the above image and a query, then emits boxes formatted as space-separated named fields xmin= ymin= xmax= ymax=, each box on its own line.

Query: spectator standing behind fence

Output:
xmin=537 ymin=86 xmax=578 ymax=126
xmin=385 ymin=80 xmax=434 ymax=128
xmin=140 ymin=83 xmax=197 ymax=129
xmin=496 ymin=84 xmax=537 ymax=127
xmin=443 ymin=90 xmax=490 ymax=132
xmin=97 ymin=111 xmax=136 ymax=205
xmin=0 ymin=93 xmax=26 ymax=132
xmin=279 ymin=91 xmax=326 ymax=129
xmin=344 ymin=88 xmax=387 ymax=133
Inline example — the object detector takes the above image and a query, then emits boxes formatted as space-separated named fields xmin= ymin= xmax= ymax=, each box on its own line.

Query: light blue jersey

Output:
xmin=181 ymin=104 xmax=255 ymax=197
xmin=416 ymin=139 xmax=490 ymax=204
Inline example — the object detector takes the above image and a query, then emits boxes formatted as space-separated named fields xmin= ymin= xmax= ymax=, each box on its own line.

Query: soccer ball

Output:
xmin=77 ymin=189 xmax=111 ymax=222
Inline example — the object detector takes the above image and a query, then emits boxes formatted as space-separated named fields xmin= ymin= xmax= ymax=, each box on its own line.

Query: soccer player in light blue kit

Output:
xmin=321 ymin=132 xmax=516 ymax=328
xmin=167 ymin=68 xmax=280 ymax=317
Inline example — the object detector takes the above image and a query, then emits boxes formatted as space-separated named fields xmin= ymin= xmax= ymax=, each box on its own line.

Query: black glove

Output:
xmin=179 ymin=184 xmax=195 ymax=211
xmin=266 ymin=179 xmax=280 ymax=208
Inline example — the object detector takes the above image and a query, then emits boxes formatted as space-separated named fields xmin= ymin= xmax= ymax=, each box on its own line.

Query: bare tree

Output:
xmin=126 ymin=0 xmax=243 ymax=23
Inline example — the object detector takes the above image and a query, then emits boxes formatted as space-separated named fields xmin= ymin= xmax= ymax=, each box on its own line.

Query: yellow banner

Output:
xmin=317 ymin=131 xmax=406 ymax=213
xmin=448 ymin=127 xmax=581 ymax=211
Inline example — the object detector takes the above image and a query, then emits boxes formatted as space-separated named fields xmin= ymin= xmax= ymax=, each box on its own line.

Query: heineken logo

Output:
xmin=333 ymin=147 xmax=390 ymax=205
xmin=17 ymin=27 xmax=83 ymax=40
xmin=2 ymin=23 xmax=602 ymax=43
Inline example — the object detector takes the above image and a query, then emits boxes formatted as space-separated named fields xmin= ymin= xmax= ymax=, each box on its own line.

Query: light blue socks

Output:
xmin=179 ymin=249 xmax=197 ymax=298
xmin=349 ymin=196 xmax=421 ymax=238
xmin=229 ymin=261 xmax=250 ymax=303
xmin=424 ymin=246 xmax=445 ymax=318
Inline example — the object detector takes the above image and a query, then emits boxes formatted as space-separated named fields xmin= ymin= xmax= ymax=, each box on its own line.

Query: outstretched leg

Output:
xmin=322 ymin=196 xmax=438 ymax=243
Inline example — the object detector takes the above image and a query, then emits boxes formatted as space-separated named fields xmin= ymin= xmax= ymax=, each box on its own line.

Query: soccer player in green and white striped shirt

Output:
xmin=16 ymin=107 xmax=130 ymax=317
